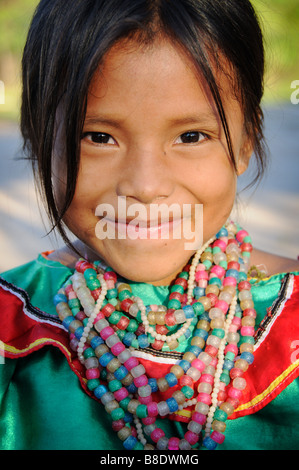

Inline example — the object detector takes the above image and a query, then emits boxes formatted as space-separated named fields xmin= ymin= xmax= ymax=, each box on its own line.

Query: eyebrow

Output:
xmin=83 ymin=112 xmax=220 ymax=129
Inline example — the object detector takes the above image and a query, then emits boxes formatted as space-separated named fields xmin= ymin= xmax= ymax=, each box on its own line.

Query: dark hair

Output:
xmin=21 ymin=0 xmax=266 ymax=246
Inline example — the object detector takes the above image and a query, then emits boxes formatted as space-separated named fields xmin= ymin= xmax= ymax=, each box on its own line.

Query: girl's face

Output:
xmin=56 ymin=38 xmax=252 ymax=285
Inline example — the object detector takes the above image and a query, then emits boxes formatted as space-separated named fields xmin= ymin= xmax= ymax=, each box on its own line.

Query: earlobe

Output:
xmin=237 ymin=139 xmax=254 ymax=176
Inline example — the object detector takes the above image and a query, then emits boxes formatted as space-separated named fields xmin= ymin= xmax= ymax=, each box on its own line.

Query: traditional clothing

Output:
xmin=0 ymin=253 xmax=299 ymax=450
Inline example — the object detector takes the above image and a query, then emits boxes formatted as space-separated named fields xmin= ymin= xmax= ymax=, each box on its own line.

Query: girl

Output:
xmin=1 ymin=0 xmax=299 ymax=451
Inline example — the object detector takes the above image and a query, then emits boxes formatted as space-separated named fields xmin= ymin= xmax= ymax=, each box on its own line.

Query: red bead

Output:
xmin=230 ymin=368 xmax=243 ymax=379
xmin=152 ymin=339 xmax=164 ymax=350
xmin=120 ymin=298 xmax=134 ymax=313
xmin=240 ymin=242 xmax=252 ymax=252
xmin=156 ymin=325 xmax=168 ymax=335
xmin=227 ymin=261 xmax=240 ymax=271
xmin=90 ymin=288 xmax=102 ymax=300
xmin=174 ymin=278 xmax=188 ymax=289
xmin=205 ymin=345 xmax=218 ymax=357
xmin=206 ymin=293 xmax=218 ymax=307
xmin=169 ymin=292 xmax=183 ymax=301
xmin=116 ymin=316 xmax=130 ymax=330
xmin=103 ymin=271 xmax=117 ymax=282
xmin=238 ymin=280 xmax=251 ymax=291
xmin=101 ymin=303 xmax=115 ymax=316
xmin=112 ymin=419 xmax=125 ymax=432
xmin=165 ymin=311 xmax=176 ymax=326
xmin=180 ymin=375 xmax=193 ymax=387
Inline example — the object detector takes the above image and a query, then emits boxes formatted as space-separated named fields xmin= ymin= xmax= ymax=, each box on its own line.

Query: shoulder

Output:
xmin=251 ymin=248 xmax=299 ymax=277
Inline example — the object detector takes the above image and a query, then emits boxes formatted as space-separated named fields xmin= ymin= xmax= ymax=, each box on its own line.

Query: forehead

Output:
xmin=86 ymin=38 xmax=243 ymax=128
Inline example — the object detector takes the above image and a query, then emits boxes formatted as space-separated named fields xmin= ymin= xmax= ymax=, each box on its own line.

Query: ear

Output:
xmin=237 ymin=136 xmax=254 ymax=176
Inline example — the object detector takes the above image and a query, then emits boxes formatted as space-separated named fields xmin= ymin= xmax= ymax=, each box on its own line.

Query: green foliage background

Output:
xmin=0 ymin=0 xmax=298 ymax=121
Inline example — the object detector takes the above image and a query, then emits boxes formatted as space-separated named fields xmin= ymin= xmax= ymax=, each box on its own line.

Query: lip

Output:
xmin=104 ymin=217 xmax=183 ymax=239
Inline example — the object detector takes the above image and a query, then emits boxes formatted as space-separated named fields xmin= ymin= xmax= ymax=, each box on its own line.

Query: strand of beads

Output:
xmin=54 ymin=222 xmax=255 ymax=451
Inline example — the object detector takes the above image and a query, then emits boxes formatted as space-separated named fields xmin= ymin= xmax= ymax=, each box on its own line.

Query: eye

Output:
xmin=82 ymin=132 xmax=116 ymax=145
xmin=175 ymin=131 xmax=208 ymax=145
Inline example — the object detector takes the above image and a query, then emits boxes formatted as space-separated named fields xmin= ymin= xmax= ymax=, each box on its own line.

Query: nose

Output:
xmin=116 ymin=143 xmax=175 ymax=204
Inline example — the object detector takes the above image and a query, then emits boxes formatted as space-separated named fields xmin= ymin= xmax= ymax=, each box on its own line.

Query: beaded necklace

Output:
xmin=54 ymin=221 xmax=255 ymax=450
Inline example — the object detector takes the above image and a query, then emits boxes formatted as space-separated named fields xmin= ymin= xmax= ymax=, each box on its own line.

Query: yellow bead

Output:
xmin=172 ymin=390 xmax=186 ymax=405
xmin=212 ymin=420 xmax=226 ymax=433
xmin=198 ymin=296 xmax=212 ymax=311
xmin=197 ymin=320 xmax=210 ymax=332
xmin=170 ymin=364 xmax=185 ymax=379
xmin=191 ymin=336 xmax=205 ymax=349
xmin=147 ymin=311 xmax=156 ymax=324
xmin=156 ymin=312 xmax=166 ymax=325
xmin=157 ymin=377 xmax=169 ymax=392
xmin=183 ymin=352 xmax=196 ymax=363
xmin=220 ymin=401 xmax=234 ymax=417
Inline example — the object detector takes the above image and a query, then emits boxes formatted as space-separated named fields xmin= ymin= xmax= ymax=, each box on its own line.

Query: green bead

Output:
xmin=214 ymin=408 xmax=228 ymax=422
xmin=220 ymin=371 xmax=230 ymax=385
xmin=136 ymin=404 xmax=148 ymax=419
xmin=131 ymin=339 xmax=139 ymax=349
xmin=106 ymin=288 xmax=118 ymax=299
xmin=192 ymin=302 xmax=205 ymax=315
xmin=109 ymin=311 xmax=122 ymax=324
xmin=202 ymin=260 xmax=212 ymax=270
xmin=87 ymin=378 xmax=100 ymax=391
xmin=111 ymin=407 xmax=125 ymax=421
xmin=225 ymin=351 xmax=236 ymax=361
xmin=181 ymin=385 xmax=194 ymax=399
xmin=212 ymin=328 xmax=225 ymax=339
xmin=219 ymin=260 xmax=228 ymax=269
xmin=68 ymin=298 xmax=81 ymax=308
xmin=212 ymin=246 xmax=221 ymax=254
xmin=243 ymin=235 xmax=252 ymax=243
xmin=170 ymin=284 xmax=185 ymax=294
xmin=239 ymin=336 xmax=255 ymax=345
xmin=116 ymin=330 xmax=126 ymax=341
xmin=119 ymin=397 xmax=131 ymax=410
xmin=133 ymin=442 xmax=144 ymax=451
xmin=86 ymin=278 xmax=101 ymax=290
xmin=178 ymin=271 xmax=189 ymax=280
xmin=209 ymin=277 xmax=222 ymax=287
xmin=118 ymin=290 xmax=131 ymax=301
xmin=168 ymin=299 xmax=181 ymax=309
xmin=108 ymin=379 xmax=122 ymax=393
xmin=127 ymin=319 xmax=138 ymax=332
xmin=84 ymin=268 xmax=97 ymax=280
xmin=83 ymin=348 xmax=96 ymax=358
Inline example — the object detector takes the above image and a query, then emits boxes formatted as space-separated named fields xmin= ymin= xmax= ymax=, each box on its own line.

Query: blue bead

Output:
xmin=223 ymin=359 xmax=234 ymax=370
xmin=226 ymin=269 xmax=239 ymax=280
xmin=188 ymin=345 xmax=202 ymax=357
xmin=166 ymin=397 xmax=179 ymax=413
xmin=62 ymin=316 xmax=74 ymax=330
xmin=53 ymin=293 xmax=67 ymax=305
xmin=216 ymin=227 xmax=228 ymax=238
xmin=127 ymin=382 xmax=137 ymax=394
xmin=114 ymin=365 xmax=128 ymax=381
xmin=74 ymin=326 xmax=84 ymax=339
xmin=99 ymin=352 xmax=114 ymax=367
xmin=148 ymin=378 xmax=158 ymax=393
xmin=165 ymin=373 xmax=178 ymax=387
xmin=138 ymin=334 xmax=149 ymax=348
xmin=179 ymin=360 xmax=190 ymax=373
xmin=123 ymin=332 xmax=136 ymax=347
xmin=123 ymin=435 xmax=138 ymax=450
xmin=90 ymin=335 xmax=104 ymax=349
xmin=182 ymin=305 xmax=195 ymax=319
xmin=94 ymin=384 xmax=108 ymax=399
xmin=194 ymin=286 xmax=205 ymax=298
xmin=194 ymin=328 xmax=209 ymax=341
xmin=240 ymin=352 xmax=254 ymax=364
xmin=203 ymin=436 xmax=218 ymax=450
xmin=123 ymin=411 xmax=133 ymax=423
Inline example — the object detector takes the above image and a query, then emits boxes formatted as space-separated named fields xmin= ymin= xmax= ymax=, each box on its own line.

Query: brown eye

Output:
xmin=179 ymin=131 xmax=202 ymax=144
xmin=83 ymin=132 xmax=116 ymax=145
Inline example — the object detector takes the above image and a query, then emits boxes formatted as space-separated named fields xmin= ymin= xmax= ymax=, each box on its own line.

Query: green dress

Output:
xmin=0 ymin=253 xmax=299 ymax=450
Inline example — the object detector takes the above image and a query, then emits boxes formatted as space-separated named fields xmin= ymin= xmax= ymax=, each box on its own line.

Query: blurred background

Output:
xmin=0 ymin=0 xmax=298 ymax=272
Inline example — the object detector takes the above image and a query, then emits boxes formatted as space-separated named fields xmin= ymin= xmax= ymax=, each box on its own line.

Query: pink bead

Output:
xmin=114 ymin=387 xmax=129 ymax=401
xmin=228 ymin=387 xmax=243 ymax=400
xmin=100 ymin=326 xmax=114 ymax=340
xmin=215 ymin=300 xmax=229 ymax=313
xmin=142 ymin=416 xmax=155 ymax=425
xmin=192 ymin=412 xmax=207 ymax=425
xmin=230 ymin=368 xmax=243 ymax=379
xmin=238 ymin=280 xmax=251 ymax=291
xmin=86 ymin=368 xmax=100 ymax=380
xmin=210 ymin=265 xmax=226 ymax=278
xmin=111 ymin=342 xmax=125 ymax=356
xmin=243 ymin=308 xmax=257 ymax=318
xmin=232 ymin=317 xmax=242 ymax=327
xmin=213 ymin=239 xmax=227 ymax=252
xmin=104 ymin=271 xmax=117 ymax=282
xmin=191 ymin=359 xmax=206 ymax=372
xmin=184 ymin=431 xmax=199 ymax=446
xmin=224 ymin=344 xmax=238 ymax=356
xmin=147 ymin=402 xmax=159 ymax=417
xmin=124 ymin=357 xmax=139 ymax=370
xmin=134 ymin=374 xmax=148 ymax=387
xmin=168 ymin=437 xmax=180 ymax=450
xmin=151 ymin=428 xmax=165 ymax=443
xmin=197 ymin=393 xmax=212 ymax=405
xmin=195 ymin=270 xmax=209 ymax=281
xmin=223 ymin=276 xmax=237 ymax=287
xmin=211 ymin=431 xmax=225 ymax=444
xmin=200 ymin=374 xmax=214 ymax=385
xmin=93 ymin=312 xmax=104 ymax=323
xmin=138 ymin=396 xmax=152 ymax=404
xmin=241 ymin=326 xmax=255 ymax=336
xmin=236 ymin=230 xmax=248 ymax=243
